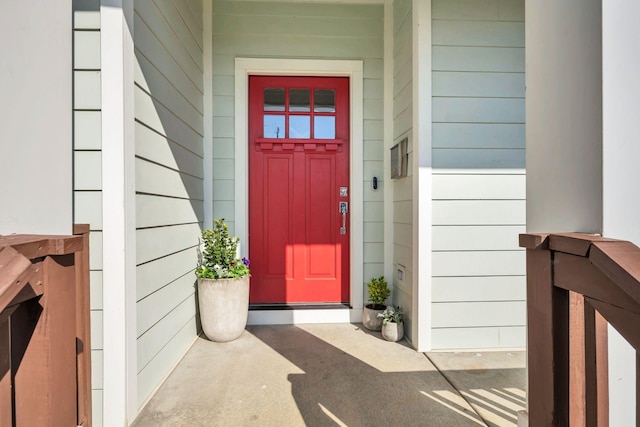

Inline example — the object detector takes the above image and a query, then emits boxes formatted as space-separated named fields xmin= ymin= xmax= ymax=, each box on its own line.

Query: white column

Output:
xmin=101 ymin=1 xmax=137 ymax=424
xmin=412 ymin=0 xmax=433 ymax=352
xmin=525 ymin=0 xmax=602 ymax=234
xmin=602 ymin=1 xmax=640 ymax=425
xmin=0 ymin=0 xmax=72 ymax=235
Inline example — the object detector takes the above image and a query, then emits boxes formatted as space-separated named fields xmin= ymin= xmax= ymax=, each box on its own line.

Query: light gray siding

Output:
xmin=431 ymin=0 xmax=526 ymax=349
xmin=72 ymin=1 xmax=103 ymax=424
xmin=392 ymin=0 xmax=414 ymax=339
xmin=134 ymin=0 xmax=203 ymax=408
xmin=212 ymin=0 xmax=385 ymax=299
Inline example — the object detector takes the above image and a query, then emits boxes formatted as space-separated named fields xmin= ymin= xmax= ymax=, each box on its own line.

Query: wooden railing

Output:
xmin=0 ymin=226 xmax=91 ymax=426
xmin=520 ymin=232 xmax=640 ymax=426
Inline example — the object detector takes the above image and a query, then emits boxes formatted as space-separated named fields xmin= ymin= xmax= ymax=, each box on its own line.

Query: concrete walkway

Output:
xmin=133 ymin=324 xmax=525 ymax=426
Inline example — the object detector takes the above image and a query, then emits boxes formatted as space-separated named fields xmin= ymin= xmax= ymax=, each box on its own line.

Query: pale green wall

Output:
xmin=392 ymin=0 xmax=414 ymax=340
xmin=430 ymin=0 xmax=526 ymax=349
xmin=133 ymin=0 xmax=204 ymax=408
xmin=211 ymin=0 xmax=385 ymax=300
xmin=72 ymin=0 xmax=103 ymax=424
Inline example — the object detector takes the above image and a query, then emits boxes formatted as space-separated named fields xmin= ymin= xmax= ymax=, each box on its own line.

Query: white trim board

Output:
xmin=234 ymin=58 xmax=365 ymax=322
xmin=249 ymin=308 xmax=362 ymax=325
xmin=100 ymin=0 xmax=137 ymax=424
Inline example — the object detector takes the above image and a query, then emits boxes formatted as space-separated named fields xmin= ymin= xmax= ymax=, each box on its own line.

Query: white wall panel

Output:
xmin=137 ymin=297 xmax=196 ymax=369
xmin=432 ymin=225 xmax=525 ymax=251
xmin=136 ymin=195 xmax=203 ymax=228
xmin=74 ymin=151 xmax=103 ymax=190
xmin=74 ymin=111 xmax=102 ymax=149
xmin=432 ymin=301 xmax=526 ymax=328
xmin=74 ymin=191 xmax=103 ymax=228
xmin=433 ymin=46 xmax=524 ymax=72
xmin=136 ymin=320 xmax=197 ymax=409
xmin=137 ymin=248 xmax=196 ymax=300
xmin=432 ymin=174 xmax=525 ymax=200
xmin=136 ymin=159 xmax=204 ymax=199
xmin=74 ymin=30 xmax=101 ymax=69
xmin=432 ymin=72 xmax=524 ymax=98
xmin=432 ymin=276 xmax=525 ymax=302
xmin=433 ymin=200 xmax=525 ymax=225
xmin=135 ymin=123 xmax=204 ymax=178
xmin=432 ymin=20 xmax=524 ymax=47
xmin=136 ymin=223 xmax=201 ymax=268
xmin=432 ymin=98 xmax=524 ymax=123
xmin=433 ymin=148 xmax=524 ymax=169
xmin=432 ymin=251 xmax=525 ymax=277
xmin=74 ymin=71 xmax=102 ymax=110
xmin=433 ymin=123 xmax=524 ymax=149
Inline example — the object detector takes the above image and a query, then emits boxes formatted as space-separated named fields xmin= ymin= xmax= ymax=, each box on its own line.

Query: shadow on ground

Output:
xmin=427 ymin=352 xmax=526 ymax=427
xmin=133 ymin=324 xmax=525 ymax=426
xmin=250 ymin=325 xmax=484 ymax=426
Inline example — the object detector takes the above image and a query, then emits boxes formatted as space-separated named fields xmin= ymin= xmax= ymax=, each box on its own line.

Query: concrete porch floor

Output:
xmin=133 ymin=324 xmax=525 ymax=426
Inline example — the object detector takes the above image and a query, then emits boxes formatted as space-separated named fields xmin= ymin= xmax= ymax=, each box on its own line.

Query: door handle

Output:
xmin=339 ymin=202 xmax=348 ymax=234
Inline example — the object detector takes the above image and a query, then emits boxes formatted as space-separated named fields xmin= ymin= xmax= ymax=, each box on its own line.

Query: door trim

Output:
xmin=234 ymin=58 xmax=364 ymax=323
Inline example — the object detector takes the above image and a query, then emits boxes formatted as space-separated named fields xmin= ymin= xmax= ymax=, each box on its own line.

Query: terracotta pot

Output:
xmin=362 ymin=305 xmax=386 ymax=331
xmin=197 ymin=276 xmax=249 ymax=342
xmin=382 ymin=321 xmax=404 ymax=342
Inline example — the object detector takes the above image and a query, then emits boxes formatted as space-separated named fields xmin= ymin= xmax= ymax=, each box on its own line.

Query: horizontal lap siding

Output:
xmin=72 ymin=1 xmax=103 ymax=424
xmin=392 ymin=0 xmax=413 ymax=339
xmin=134 ymin=0 xmax=203 ymax=409
xmin=431 ymin=0 xmax=525 ymax=350
xmin=211 ymin=1 xmax=384 ymax=291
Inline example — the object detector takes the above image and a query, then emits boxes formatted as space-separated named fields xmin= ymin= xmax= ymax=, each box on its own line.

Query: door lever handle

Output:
xmin=339 ymin=202 xmax=348 ymax=234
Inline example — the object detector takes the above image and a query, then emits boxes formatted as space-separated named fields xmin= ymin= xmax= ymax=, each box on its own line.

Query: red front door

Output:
xmin=249 ymin=76 xmax=350 ymax=304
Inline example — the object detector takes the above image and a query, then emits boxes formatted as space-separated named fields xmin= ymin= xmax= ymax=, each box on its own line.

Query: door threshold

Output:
xmin=249 ymin=303 xmax=350 ymax=311
xmin=247 ymin=305 xmax=362 ymax=325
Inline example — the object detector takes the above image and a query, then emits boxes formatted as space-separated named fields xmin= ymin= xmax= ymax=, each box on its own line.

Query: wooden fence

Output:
xmin=521 ymin=232 xmax=640 ymax=426
xmin=0 ymin=225 xmax=91 ymax=426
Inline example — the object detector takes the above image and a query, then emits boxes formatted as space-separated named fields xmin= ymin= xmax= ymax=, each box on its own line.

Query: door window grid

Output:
xmin=263 ymin=88 xmax=336 ymax=139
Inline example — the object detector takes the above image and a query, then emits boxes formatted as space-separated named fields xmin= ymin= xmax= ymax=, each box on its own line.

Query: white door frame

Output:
xmin=234 ymin=58 xmax=364 ymax=324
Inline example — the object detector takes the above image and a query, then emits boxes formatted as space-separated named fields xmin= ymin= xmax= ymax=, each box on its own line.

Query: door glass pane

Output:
xmin=314 ymin=89 xmax=335 ymax=112
xmin=314 ymin=116 xmax=335 ymax=139
xmin=264 ymin=115 xmax=285 ymax=138
xmin=264 ymin=88 xmax=285 ymax=111
xmin=290 ymin=89 xmax=310 ymax=112
xmin=289 ymin=116 xmax=310 ymax=139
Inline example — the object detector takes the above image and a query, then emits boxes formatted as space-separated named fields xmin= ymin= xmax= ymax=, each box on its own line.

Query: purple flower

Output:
xmin=242 ymin=257 xmax=250 ymax=267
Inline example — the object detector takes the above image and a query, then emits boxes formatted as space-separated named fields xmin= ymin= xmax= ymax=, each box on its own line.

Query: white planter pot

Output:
xmin=197 ymin=276 xmax=249 ymax=342
xmin=362 ymin=305 xmax=386 ymax=331
xmin=381 ymin=322 xmax=404 ymax=342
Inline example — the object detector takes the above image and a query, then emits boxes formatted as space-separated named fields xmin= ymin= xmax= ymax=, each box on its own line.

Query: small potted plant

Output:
xmin=378 ymin=306 xmax=404 ymax=342
xmin=196 ymin=219 xmax=251 ymax=342
xmin=362 ymin=276 xmax=390 ymax=331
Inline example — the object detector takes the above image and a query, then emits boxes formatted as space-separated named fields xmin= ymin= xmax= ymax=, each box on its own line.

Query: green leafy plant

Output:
xmin=377 ymin=306 xmax=404 ymax=325
xmin=196 ymin=219 xmax=250 ymax=279
xmin=366 ymin=276 xmax=390 ymax=309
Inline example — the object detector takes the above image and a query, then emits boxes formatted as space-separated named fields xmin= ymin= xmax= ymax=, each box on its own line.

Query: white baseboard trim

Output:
xmin=248 ymin=308 xmax=362 ymax=325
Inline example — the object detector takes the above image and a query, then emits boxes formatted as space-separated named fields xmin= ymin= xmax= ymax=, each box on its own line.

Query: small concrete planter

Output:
xmin=362 ymin=305 xmax=385 ymax=331
xmin=381 ymin=322 xmax=404 ymax=342
xmin=197 ymin=276 xmax=249 ymax=342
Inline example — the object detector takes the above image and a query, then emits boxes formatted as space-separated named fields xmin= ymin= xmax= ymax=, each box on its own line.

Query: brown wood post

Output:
xmin=0 ymin=308 xmax=14 ymax=427
xmin=13 ymin=254 xmax=77 ymax=426
xmin=569 ymin=291 xmax=586 ymax=426
xmin=584 ymin=304 xmax=608 ymax=427
xmin=637 ymin=352 xmax=640 ymax=427
xmin=522 ymin=234 xmax=569 ymax=426
xmin=74 ymin=224 xmax=92 ymax=426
